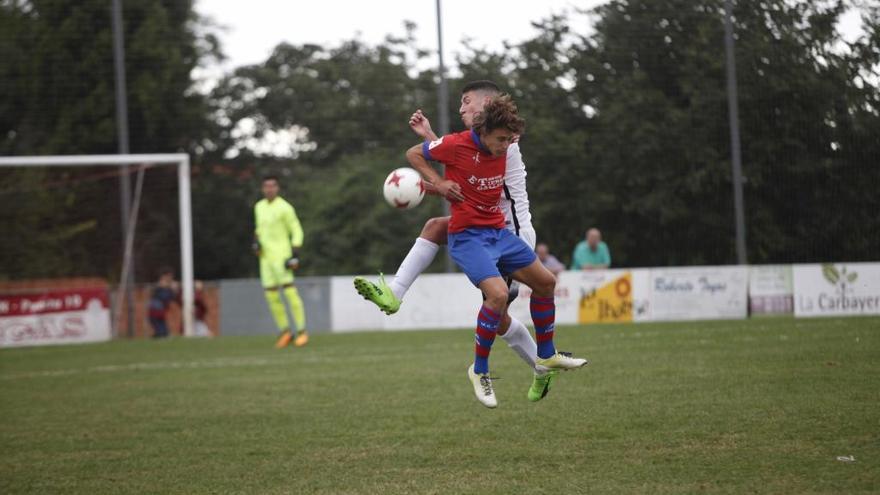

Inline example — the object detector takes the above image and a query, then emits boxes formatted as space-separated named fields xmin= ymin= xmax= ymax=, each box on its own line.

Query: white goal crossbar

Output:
xmin=0 ymin=153 xmax=195 ymax=337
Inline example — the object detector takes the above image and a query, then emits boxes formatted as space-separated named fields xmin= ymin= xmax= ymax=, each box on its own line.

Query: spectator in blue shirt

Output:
xmin=571 ymin=228 xmax=611 ymax=270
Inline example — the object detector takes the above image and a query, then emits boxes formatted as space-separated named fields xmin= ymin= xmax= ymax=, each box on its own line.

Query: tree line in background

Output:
xmin=1 ymin=0 xmax=878 ymax=282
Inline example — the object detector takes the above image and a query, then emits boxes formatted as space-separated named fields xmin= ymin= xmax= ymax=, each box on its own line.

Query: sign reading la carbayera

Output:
xmin=793 ymin=263 xmax=880 ymax=317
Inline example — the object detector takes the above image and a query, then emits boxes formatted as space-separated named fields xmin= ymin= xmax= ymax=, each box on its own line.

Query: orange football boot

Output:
xmin=274 ymin=332 xmax=293 ymax=349
xmin=293 ymin=331 xmax=309 ymax=347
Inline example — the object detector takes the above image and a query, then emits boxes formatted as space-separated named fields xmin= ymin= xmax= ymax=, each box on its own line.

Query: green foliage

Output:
xmin=565 ymin=0 xmax=739 ymax=265
xmin=729 ymin=0 xmax=880 ymax=263
xmin=214 ymin=0 xmax=876 ymax=273
xmin=204 ymin=27 xmax=447 ymax=277
xmin=210 ymin=25 xmax=436 ymax=164
xmin=0 ymin=0 xmax=215 ymax=155
xmin=0 ymin=168 xmax=105 ymax=279
xmin=2 ymin=1 xmax=878 ymax=280
xmin=302 ymin=151 xmax=445 ymax=276
xmin=495 ymin=0 xmax=880 ymax=267
xmin=0 ymin=0 xmax=219 ymax=281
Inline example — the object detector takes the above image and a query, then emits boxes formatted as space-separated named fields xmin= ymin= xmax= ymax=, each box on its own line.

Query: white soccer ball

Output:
xmin=383 ymin=167 xmax=425 ymax=209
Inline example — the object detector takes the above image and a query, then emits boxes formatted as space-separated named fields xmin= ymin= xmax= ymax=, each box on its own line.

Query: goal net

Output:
xmin=0 ymin=154 xmax=194 ymax=344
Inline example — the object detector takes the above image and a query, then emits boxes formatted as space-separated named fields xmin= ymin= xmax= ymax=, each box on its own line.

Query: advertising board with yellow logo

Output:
xmin=557 ymin=270 xmax=651 ymax=324
xmin=578 ymin=272 xmax=634 ymax=323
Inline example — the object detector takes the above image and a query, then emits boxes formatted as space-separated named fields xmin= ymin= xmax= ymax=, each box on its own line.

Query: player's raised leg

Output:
xmin=353 ymin=216 xmax=447 ymax=314
xmin=511 ymin=259 xmax=589 ymax=370
xmin=390 ymin=217 xmax=447 ymax=299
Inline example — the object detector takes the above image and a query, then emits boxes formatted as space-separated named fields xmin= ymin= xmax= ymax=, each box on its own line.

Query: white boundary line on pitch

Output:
xmin=0 ymin=350 xmax=415 ymax=381
xmin=0 ymin=356 xmax=278 ymax=381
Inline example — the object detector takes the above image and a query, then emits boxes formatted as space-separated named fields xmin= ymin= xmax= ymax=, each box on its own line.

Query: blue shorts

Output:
xmin=448 ymin=227 xmax=537 ymax=286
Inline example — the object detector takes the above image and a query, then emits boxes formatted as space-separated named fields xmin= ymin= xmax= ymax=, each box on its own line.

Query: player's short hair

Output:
xmin=158 ymin=266 xmax=174 ymax=278
xmin=472 ymin=94 xmax=525 ymax=136
xmin=461 ymin=80 xmax=501 ymax=95
xmin=262 ymin=175 xmax=280 ymax=185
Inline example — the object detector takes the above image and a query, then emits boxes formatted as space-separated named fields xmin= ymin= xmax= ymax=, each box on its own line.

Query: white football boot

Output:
xmin=467 ymin=364 xmax=498 ymax=409
xmin=535 ymin=351 xmax=589 ymax=370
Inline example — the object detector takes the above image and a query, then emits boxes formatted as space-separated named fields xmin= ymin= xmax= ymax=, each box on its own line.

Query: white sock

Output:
xmin=500 ymin=316 xmax=541 ymax=373
xmin=390 ymin=237 xmax=440 ymax=300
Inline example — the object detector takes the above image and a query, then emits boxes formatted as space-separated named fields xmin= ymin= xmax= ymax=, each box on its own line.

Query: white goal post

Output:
xmin=0 ymin=153 xmax=195 ymax=337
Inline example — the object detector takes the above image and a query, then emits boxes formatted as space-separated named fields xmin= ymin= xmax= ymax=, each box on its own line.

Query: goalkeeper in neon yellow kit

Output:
xmin=253 ymin=175 xmax=308 ymax=348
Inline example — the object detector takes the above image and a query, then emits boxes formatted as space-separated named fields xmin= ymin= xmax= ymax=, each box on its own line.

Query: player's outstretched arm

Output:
xmin=407 ymin=111 xmax=441 ymax=195
xmin=409 ymin=109 xmax=439 ymax=141
xmin=423 ymin=182 xmax=441 ymax=196
xmin=405 ymin=144 xmax=463 ymax=202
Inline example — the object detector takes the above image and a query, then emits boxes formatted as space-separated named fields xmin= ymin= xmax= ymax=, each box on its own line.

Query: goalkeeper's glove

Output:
xmin=285 ymin=252 xmax=301 ymax=271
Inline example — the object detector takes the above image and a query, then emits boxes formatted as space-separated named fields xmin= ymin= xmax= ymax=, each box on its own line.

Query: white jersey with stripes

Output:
xmin=500 ymin=143 xmax=535 ymax=249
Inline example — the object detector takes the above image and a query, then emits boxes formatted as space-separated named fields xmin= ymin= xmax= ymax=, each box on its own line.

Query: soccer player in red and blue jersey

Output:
xmin=406 ymin=95 xmax=587 ymax=408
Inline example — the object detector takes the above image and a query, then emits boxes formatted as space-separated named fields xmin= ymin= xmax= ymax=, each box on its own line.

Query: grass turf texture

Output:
xmin=1 ymin=317 xmax=878 ymax=494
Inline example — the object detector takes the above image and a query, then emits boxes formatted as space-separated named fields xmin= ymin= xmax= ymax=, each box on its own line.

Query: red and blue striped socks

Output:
xmin=474 ymin=305 xmax=500 ymax=374
xmin=530 ymin=296 xmax=557 ymax=358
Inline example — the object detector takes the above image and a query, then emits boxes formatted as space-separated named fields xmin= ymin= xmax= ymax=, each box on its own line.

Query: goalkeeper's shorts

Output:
xmin=260 ymin=256 xmax=294 ymax=288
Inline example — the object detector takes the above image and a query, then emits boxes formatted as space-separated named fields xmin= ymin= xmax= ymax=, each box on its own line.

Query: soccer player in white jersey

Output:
xmin=354 ymin=80 xmax=579 ymax=402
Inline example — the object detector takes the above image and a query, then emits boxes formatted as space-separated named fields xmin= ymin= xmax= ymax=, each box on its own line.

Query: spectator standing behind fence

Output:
xmin=536 ymin=243 xmax=566 ymax=276
xmin=148 ymin=267 xmax=178 ymax=338
xmin=193 ymin=280 xmax=212 ymax=337
xmin=571 ymin=228 xmax=611 ymax=270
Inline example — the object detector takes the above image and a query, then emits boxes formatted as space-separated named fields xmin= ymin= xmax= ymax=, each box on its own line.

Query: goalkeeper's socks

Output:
xmin=283 ymin=286 xmax=306 ymax=331
xmin=474 ymin=305 xmax=500 ymax=374
xmin=389 ymin=237 xmax=439 ymax=300
xmin=530 ymin=296 xmax=557 ymax=359
xmin=264 ymin=289 xmax=289 ymax=331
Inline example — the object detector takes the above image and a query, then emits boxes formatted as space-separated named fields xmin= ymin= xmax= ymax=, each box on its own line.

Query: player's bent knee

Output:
xmin=484 ymin=289 xmax=509 ymax=312
xmin=532 ymin=274 xmax=556 ymax=298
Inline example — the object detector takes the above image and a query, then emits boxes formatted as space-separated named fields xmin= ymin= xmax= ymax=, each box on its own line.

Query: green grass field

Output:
xmin=1 ymin=317 xmax=878 ymax=494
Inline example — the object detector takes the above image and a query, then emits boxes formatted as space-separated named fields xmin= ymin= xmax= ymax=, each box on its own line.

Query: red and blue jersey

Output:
xmin=422 ymin=129 xmax=507 ymax=233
